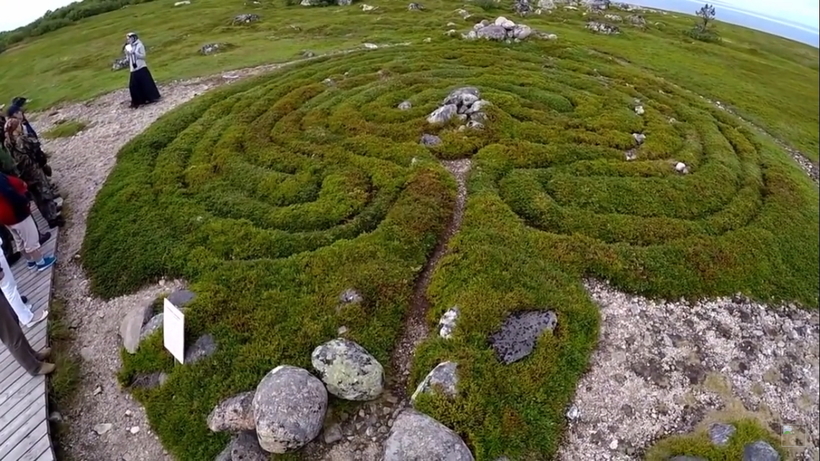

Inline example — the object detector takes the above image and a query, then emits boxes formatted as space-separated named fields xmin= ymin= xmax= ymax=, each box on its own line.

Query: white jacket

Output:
xmin=125 ymin=40 xmax=148 ymax=72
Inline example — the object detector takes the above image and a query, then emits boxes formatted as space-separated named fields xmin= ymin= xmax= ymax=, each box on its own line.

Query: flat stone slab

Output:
xmin=489 ymin=310 xmax=558 ymax=364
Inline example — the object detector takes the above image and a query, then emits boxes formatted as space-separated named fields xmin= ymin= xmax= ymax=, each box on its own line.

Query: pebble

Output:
xmin=130 ymin=426 xmax=140 ymax=435
xmin=93 ymin=386 xmax=103 ymax=396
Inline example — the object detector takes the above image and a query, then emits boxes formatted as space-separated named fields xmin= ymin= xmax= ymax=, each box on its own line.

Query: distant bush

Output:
xmin=686 ymin=3 xmax=721 ymax=43
xmin=0 ymin=0 xmax=159 ymax=53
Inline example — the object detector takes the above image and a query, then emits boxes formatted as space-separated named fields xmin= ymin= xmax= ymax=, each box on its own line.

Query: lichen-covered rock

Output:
xmin=708 ymin=422 xmax=736 ymax=446
xmin=427 ymin=104 xmax=458 ymax=124
xmin=383 ymin=409 xmax=474 ymax=461
xmin=253 ymin=365 xmax=328 ymax=453
xmin=742 ymin=441 xmax=780 ymax=461
xmin=476 ymin=24 xmax=507 ymax=40
xmin=311 ymin=338 xmax=384 ymax=400
xmin=411 ymin=361 xmax=458 ymax=402
xmin=489 ymin=310 xmax=558 ymax=364
xmin=208 ymin=391 xmax=255 ymax=432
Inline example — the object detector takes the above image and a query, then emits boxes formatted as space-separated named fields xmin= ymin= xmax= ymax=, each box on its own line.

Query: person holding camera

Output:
xmin=124 ymin=32 xmax=161 ymax=109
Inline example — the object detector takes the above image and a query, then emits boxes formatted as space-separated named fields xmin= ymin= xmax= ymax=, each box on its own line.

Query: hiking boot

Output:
xmin=39 ymin=232 xmax=51 ymax=244
xmin=36 ymin=363 xmax=56 ymax=376
xmin=37 ymin=347 xmax=52 ymax=361
xmin=36 ymin=256 xmax=57 ymax=272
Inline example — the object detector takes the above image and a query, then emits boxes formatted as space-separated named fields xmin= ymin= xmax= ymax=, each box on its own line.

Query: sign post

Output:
xmin=163 ymin=298 xmax=185 ymax=364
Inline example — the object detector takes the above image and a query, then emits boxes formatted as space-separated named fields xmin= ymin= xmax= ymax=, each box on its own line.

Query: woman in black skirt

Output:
xmin=124 ymin=32 xmax=161 ymax=109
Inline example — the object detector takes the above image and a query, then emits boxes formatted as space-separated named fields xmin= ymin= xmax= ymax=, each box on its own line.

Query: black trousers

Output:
xmin=0 ymin=293 xmax=40 ymax=375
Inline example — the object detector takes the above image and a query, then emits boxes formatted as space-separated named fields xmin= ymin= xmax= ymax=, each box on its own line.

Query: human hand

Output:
xmin=125 ymin=44 xmax=133 ymax=53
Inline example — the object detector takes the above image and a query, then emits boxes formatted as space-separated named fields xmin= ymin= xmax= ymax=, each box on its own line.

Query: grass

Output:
xmin=75 ymin=21 xmax=820 ymax=459
xmin=43 ymin=119 xmax=88 ymax=139
xmin=46 ymin=297 xmax=82 ymax=460
xmin=645 ymin=419 xmax=786 ymax=460
xmin=0 ymin=0 xmax=816 ymax=159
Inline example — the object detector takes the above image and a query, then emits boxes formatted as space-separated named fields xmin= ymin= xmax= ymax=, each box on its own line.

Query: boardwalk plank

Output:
xmin=0 ymin=207 xmax=59 ymax=461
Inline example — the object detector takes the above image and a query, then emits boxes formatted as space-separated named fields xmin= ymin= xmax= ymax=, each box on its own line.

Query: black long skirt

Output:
xmin=129 ymin=67 xmax=161 ymax=108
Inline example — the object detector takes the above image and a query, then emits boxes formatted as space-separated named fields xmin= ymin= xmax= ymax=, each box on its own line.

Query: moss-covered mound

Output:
xmin=82 ymin=41 xmax=819 ymax=460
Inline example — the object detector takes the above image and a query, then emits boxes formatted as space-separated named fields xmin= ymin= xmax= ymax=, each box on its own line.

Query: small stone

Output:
xmin=93 ymin=386 xmax=103 ymax=396
xmin=675 ymin=162 xmax=688 ymax=173
xmin=411 ymin=361 xmax=458 ymax=402
xmin=48 ymin=412 xmax=62 ymax=422
xmin=398 ymin=101 xmax=412 ymax=110
xmin=208 ymin=391 xmax=256 ymax=432
xmin=609 ymin=439 xmax=618 ymax=450
xmin=337 ymin=326 xmax=349 ymax=335
xmin=93 ymin=423 xmax=113 ymax=435
xmin=184 ymin=334 xmax=218 ymax=364
xmin=742 ymin=441 xmax=780 ymax=461
xmin=438 ymin=306 xmax=458 ymax=339
xmin=130 ymin=426 xmax=140 ymax=434
xmin=566 ymin=404 xmax=580 ymax=420
xmin=323 ymin=423 xmax=343 ymax=444
xmin=363 ymin=43 xmax=379 ymax=49
xmin=339 ymin=289 xmax=363 ymax=305
xmin=708 ymin=422 xmax=736 ymax=446
xmin=383 ymin=409 xmax=474 ymax=460
xmin=125 ymin=410 xmax=132 ymax=417
xmin=634 ymin=105 xmax=645 ymax=115
xmin=632 ymin=133 xmax=646 ymax=144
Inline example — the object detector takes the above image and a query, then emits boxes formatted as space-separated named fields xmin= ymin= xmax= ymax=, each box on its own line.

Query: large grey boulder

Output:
xmin=742 ymin=441 xmax=780 ymax=461
xmin=253 ymin=365 xmax=328 ymax=453
xmin=489 ymin=310 xmax=558 ymax=364
xmin=383 ymin=409 xmax=474 ymax=461
xmin=476 ymin=25 xmax=507 ymax=40
xmin=311 ymin=338 xmax=384 ymax=401
xmin=120 ymin=304 xmax=152 ymax=354
xmin=208 ymin=391 xmax=255 ymax=433
xmin=411 ymin=361 xmax=458 ymax=402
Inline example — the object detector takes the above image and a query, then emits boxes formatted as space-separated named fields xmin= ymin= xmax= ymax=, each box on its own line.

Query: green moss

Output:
xmin=80 ymin=17 xmax=817 ymax=461
xmin=43 ymin=119 xmax=88 ymax=139
xmin=646 ymin=419 xmax=786 ymax=460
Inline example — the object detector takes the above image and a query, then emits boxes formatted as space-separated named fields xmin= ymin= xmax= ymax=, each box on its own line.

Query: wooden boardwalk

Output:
xmin=0 ymin=207 xmax=60 ymax=461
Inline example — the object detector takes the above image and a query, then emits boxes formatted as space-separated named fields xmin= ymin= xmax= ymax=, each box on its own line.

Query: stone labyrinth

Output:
xmin=82 ymin=42 xmax=819 ymax=460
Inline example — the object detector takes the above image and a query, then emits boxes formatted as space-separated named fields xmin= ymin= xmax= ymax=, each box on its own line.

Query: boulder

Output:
xmin=443 ymin=87 xmax=480 ymax=107
xmin=253 ymin=366 xmax=328 ymax=453
xmin=411 ymin=361 xmax=458 ymax=402
xmin=512 ymin=24 xmax=533 ymax=40
xmin=185 ymin=334 xmax=218 ymax=364
xmin=311 ymin=338 xmax=384 ymax=401
xmin=120 ymin=303 xmax=152 ymax=354
xmin=383 ymin=409 xmax=474 ymax=461
xmin=494 ymin=16 xmax=516 ymax=29
xmin=489 ymin=310 xmax=558 ymax=364
xmin=476 ymin=25 xmax=508 ymax=40
xmin=140 ymin=313 xmax=164 ymax=340
xmin=427 ymin=104 xmax=458 ymax=124
xmin=742 ymin=441 xmax=780 ymax=461
xmin=208 ymin=391 xmax=256 ymax=433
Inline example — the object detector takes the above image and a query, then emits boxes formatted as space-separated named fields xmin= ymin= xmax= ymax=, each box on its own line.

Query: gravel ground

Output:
xmin=557 ymin=279 xmax=820 ymax=461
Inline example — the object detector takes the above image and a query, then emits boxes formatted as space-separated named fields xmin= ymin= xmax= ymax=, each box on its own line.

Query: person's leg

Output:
xmin=26 ymin=173 xmax=62 ymax=228
xmin=0 ymin=294 xmax=52 ymax=375
xmin=8 ymin=216 xmax=56 ymax=271
xmin=0 ymin=250 xmax=38 ymax=326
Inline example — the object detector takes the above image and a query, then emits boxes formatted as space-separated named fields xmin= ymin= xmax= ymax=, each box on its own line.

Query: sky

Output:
xmin=0 ymin=0 xmax=818 ymax=45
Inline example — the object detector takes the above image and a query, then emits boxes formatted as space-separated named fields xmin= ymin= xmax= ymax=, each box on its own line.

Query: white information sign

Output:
xmin=163 ymin=298 xmax=186 ymax=364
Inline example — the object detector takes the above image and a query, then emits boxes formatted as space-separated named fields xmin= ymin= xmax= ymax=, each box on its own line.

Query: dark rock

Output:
xmin=208 ymin=391 xmax=256 ymax=433
xmin=140 ymin=313 xmax=163 ymax=340
xmin=408 ymin=2 xmax=424 ymax=10
xmin=489 ymin=310 xmax=558 ymax=364
xmin=185 ymin=334 xmax=218 ymax=364
xmin=708 ymin=422 xmax=736 ymax=446
xmin=513 ymin=0 xmax=531 ymax=15
xmin=742 ymin=441 xmax=780 ymax=461
xmin=214 ymin=443 xmax=232 ymax=461
xmin=231 ymin=431 xmax=268 ymax=461
xmin=167 ymin=289 xmax=196 ymax=308
xmin=253 ymin=365 xmax=328 ymax=453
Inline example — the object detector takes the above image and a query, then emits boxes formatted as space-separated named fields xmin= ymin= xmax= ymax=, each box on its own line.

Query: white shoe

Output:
xmin=23 ymin=310 xmax=48 ymax=329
